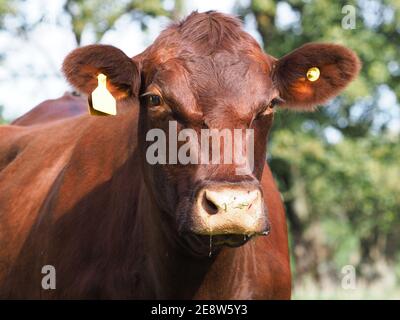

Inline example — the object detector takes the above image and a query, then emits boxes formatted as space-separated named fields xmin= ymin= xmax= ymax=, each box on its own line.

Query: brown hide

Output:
xmin=0 ymin=105 xmax=290 ymax=299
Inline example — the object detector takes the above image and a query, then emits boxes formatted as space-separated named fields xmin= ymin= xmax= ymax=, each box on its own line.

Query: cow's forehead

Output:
xmin=187 ymin=51 xmax=269 ymax=86
xmin=145 ymin=50 xmax=274 ymax=117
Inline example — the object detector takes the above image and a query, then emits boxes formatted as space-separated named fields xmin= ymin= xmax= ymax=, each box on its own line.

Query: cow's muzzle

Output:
xmin=190 ymin=183 xmax=270 ymax=237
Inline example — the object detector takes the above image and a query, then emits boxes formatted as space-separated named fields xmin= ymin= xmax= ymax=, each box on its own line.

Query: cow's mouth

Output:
xmin=180 ymin=231 xmax=268 ymax=257
xmin=207 ymin=233 xmax=254 ymax=247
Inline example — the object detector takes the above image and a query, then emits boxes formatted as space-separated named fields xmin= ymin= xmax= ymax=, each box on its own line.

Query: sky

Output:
xmin=0 ymin=0 xmax=398 ymax=136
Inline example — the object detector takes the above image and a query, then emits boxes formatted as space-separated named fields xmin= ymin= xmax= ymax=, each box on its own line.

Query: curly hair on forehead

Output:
xmin=177 ymin=11 xmax=243 ymax=47
xmin=149 ymin=11 xmax=261 ymax=57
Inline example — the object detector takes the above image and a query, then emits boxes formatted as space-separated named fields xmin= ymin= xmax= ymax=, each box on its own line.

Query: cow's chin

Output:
xmin=179 ymin=232 xmax=256 ymax=258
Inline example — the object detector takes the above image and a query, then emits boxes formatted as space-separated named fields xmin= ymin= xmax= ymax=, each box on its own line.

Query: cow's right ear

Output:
xmin=62 ymin=44 xmax=140 ymax=100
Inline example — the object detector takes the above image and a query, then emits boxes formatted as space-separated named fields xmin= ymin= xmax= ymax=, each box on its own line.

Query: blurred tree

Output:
xmin=0 ymin=106 xmax=7 ymax=124
xmin=0 ymin=0 xmax=17 ymax=62
xmin=63 ymin=0 xmax=179 ymax=45
xmin=1 ymin=0 xmax=183 ymax=46
xmin=239 ymin=0 xmax=400 ymax=286
xmin=0 ymin=0 xmax=16 ymax=26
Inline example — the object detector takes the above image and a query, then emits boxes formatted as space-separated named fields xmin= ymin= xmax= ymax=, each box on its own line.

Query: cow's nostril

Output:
xmin=202 ymin=195 xmax=219 ymax=215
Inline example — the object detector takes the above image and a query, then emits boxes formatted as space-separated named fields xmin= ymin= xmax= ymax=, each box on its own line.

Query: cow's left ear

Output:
xmin=272 ymin=43 xmax=361 ymax=110
xmin=62 ymin=44 xmax=140 ymax=100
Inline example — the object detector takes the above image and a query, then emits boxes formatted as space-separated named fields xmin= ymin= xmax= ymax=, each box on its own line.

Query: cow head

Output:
xmin=63 ymin=11 xmax=360 ymax=256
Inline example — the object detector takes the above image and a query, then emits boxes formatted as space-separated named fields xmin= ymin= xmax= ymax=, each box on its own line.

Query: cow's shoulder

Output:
xmin=1 ymin=108 xmax=140 ymax=215
xmin=0 ymin=109 xmax=141 ymax=292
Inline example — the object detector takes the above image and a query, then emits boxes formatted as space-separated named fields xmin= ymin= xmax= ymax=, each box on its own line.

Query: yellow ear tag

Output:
xmin=306 ymin=67 xmax=320 ymax=82
xmin=90 ymin=73 xmax=117 ymax=115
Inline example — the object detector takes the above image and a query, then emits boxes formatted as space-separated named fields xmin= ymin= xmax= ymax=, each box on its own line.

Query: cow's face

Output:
xmin=63 ymin=12 xmax=360 ymax=256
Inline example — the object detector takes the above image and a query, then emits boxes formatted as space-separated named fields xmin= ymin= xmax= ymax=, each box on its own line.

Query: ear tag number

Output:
xmin=306 ymin=67 xmax=320 ymax=82
xmin=90 ymin=73 xmax=117 ymax=115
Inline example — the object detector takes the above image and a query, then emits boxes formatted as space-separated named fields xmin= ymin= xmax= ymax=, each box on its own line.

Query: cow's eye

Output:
xmin=270 ymin=98 xmax=282 ymax=108
xmin=140 ymin=94 xmax=162 ymax=108
xmin=258 ymin=98 xmax=283 ymax=118
xmin=258 ymin=102 xmax=275 ymax=117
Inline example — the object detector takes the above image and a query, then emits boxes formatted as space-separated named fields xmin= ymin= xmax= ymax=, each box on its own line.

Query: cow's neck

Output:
xmin=134 ymin=182 xmax=208 ymax=298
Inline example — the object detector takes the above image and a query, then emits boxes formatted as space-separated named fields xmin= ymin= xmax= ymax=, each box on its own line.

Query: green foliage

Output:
xmin=0 ymin=0 xmax=17 ymax=31
xmin=0 ymin=105 xmax=8 ymax=124
xmin=63 ymin=0 xmax=178 ymax=45
xmin=271 ymin=128 xmax=400 ymax=265
xmin=1 ymin=1 xmax=181 ymax=45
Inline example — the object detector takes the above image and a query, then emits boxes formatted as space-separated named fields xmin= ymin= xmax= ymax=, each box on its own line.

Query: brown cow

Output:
xmin=0 ymin=11 xmax=360 ymax=299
